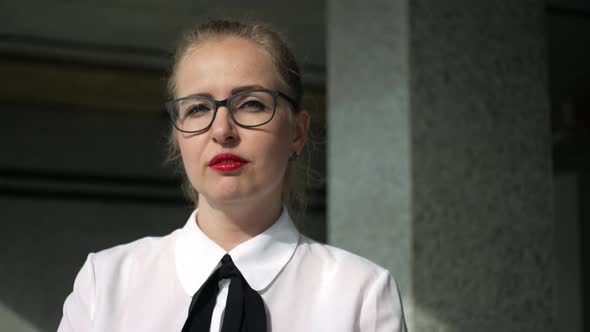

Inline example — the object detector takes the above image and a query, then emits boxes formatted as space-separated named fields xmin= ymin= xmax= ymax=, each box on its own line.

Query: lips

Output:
xmin=208 ymin=153 xmax=249 ymax=172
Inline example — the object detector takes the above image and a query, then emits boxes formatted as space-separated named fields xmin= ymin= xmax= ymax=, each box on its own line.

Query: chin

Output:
xmin=200 ymin=181 xmax=254 ymax=204
xmin=196 ymin=175 xmax=281 ymax=207
xmin=202 ymin=191 xmax=254 ymax=208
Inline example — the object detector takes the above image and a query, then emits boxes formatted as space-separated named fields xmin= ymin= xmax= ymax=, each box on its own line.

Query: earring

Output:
xmin=288 ymin=152 xmax=298 ymax=162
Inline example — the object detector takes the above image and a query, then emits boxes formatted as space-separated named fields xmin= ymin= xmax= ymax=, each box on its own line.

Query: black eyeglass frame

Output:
xmin=164 ymin=88 xmax=299 ymax=133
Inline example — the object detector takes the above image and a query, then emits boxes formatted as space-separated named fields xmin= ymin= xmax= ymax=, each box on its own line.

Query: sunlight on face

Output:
xmin=174 ymin=36 xmax=305 ymax=207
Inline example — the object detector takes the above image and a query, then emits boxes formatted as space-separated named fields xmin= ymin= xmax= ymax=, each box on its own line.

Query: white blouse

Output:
xmin=58 ymin=208 xmax=407 ymax=332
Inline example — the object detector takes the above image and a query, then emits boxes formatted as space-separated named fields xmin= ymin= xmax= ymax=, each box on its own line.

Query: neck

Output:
xmin=195 ymin=195 xmax=283 ymax=251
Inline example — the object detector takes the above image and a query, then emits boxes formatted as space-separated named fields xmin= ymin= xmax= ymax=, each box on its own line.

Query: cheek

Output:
xmin=265 ymin=117 xmax=293 ymax=160
xmin=177 ymin=136 xmax=205 ymax=173
xmin=254 ymin=137 xmax=290 ymax=190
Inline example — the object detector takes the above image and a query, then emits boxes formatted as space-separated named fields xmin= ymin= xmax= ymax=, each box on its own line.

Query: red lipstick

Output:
xmin=208 ymin=153 xmax=248 ymax=172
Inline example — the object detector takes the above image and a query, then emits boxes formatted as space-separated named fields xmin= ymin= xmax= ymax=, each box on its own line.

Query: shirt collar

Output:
xmin=175 ymin=206 xmax=300 ymax=295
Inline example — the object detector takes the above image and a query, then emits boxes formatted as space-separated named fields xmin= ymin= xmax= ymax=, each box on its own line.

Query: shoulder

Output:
xmin=295 ymin=235 xmax=392 ymax=284
xmin=88 ymin=229 xmax=181 ymax=281
xmin=59 ymin=229 xmax=183 ymax=328
xmin=293 ymin=236 xmax=407 ymax=331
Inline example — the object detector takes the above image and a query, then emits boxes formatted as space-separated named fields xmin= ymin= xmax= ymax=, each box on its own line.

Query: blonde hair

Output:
xmin=166 ymin=19 xmax=308 ymax=222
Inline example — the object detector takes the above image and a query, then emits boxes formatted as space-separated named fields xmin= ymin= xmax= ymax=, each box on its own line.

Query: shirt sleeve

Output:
xmin=359 ymin=270 xmax=407 ymax=332
xmin=57 ymin=253 xmax=97 ymax=332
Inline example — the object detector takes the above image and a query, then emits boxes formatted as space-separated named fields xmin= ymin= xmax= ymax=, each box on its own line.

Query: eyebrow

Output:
xmin=231 ymin=85 xmax=266 ymax=95
xmin=183 ymin=85 xmax=267 ymax=99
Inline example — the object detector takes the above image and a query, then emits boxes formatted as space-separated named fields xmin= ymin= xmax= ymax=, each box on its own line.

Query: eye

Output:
xmin=184 ymin=103 xmax=212 ymax=117
xmin=238 ymin=99 xmax=268 ymax=112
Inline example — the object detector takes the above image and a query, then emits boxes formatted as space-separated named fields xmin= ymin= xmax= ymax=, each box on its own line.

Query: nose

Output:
xmin=210 ymin=106 xmax=239 ymax=144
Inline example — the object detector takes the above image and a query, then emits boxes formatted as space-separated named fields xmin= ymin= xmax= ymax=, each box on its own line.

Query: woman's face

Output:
xmin=174 ymin=36 xmax=308 ymax=207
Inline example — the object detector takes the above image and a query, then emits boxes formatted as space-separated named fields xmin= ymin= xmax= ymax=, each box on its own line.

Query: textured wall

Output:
xmin=327 ymin=0 xmax=414 ymax=322
xmin=410 ymin=1 xmax=554 ymax=331
xmin=328 ymin=0 xmax=555 ymax=331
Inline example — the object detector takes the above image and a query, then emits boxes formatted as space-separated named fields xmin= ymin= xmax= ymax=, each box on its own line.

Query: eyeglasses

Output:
xmin=165 ymin=88 xmax=298 ymax=133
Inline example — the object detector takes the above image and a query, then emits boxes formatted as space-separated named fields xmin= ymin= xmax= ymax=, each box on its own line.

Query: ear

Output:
xmin=291 ymin=110 xmax=310 ymax=154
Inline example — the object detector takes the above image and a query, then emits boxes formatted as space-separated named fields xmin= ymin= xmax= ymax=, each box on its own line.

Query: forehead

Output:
xmin=175 ymin=36 xmax=279 ymax=98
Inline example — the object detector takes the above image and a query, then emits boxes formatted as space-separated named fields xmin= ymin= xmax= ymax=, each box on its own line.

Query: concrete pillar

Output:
xmin=327 ymin=1 xmax=555 ymax=331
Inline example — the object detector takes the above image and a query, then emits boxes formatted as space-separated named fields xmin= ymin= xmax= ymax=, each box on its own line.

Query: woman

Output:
xmin=58 ymin=19 xmax=406 ymax=332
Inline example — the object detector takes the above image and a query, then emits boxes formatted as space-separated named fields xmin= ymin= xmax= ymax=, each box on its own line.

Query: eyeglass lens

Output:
xmin=172 ymin=90 xmax=276 ymax=132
